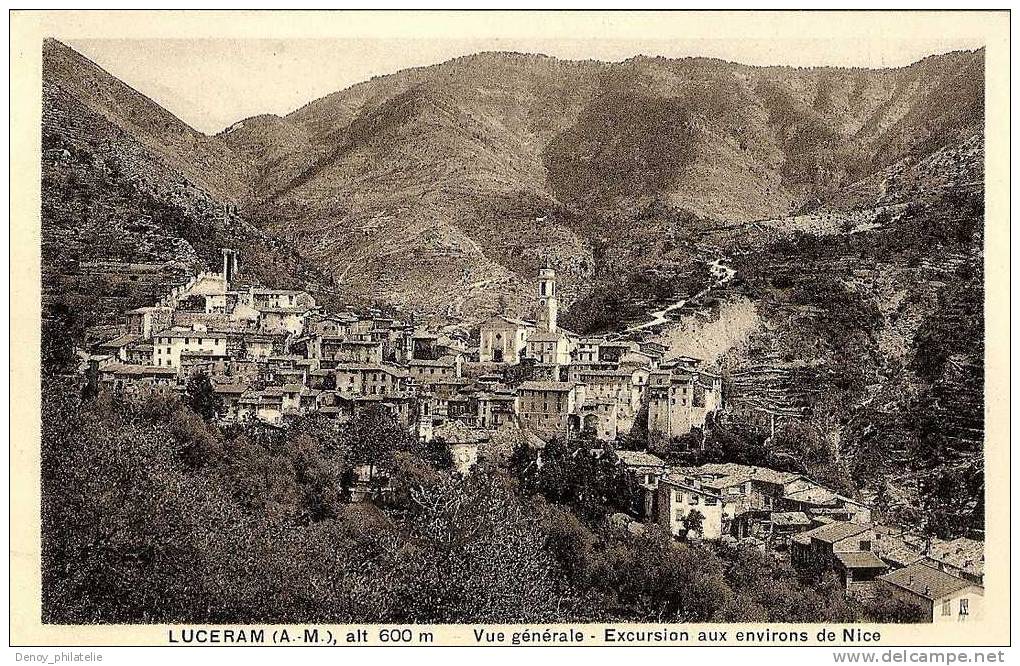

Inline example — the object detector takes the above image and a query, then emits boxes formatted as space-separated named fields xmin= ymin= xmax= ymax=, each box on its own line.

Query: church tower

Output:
xmin=536 ymin=267 xmax=558 ymax=332
xmin=221 ymin=248 xmax=239 ymax=285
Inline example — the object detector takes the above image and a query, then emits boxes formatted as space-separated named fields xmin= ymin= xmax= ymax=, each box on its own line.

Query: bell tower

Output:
xmin=221 ymin=248 xmax=239 ymax=285
xmin=536 ymin=267 xmax=558 ymax=333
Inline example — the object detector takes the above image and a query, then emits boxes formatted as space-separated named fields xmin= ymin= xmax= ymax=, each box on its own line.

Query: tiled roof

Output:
xmin=575 ymin=369 xmax=633 ymax=378
xmin=212 ymin=382 xmax=249 ymax=394
xmin=476 ymin=392 xmax=516 ymax=401
xmin=698 ymin=463 xmax=800 ymax=487
xmin=528 ymin=331 xmax=565 ymax=343
xmin=927 ymin=537 xmax=984 ymax=577
xmin=660 ymin=473 xmax=723 ymax=498
xmin=409 ymin=355 xmax=458 ymax=367
xmin=335 ymin=363 xmax=409 ymax=377
xmin=320 ymin=336 xmax=378 ymax=344
xmin=154 ymin=329 xmax=228 ymax=339
xmin=800 ymin=521 xmax=871 ymax=544
xmin=482 ymin=315 xmax=533 ymax=329
xmin=102 ymin=363 xmax=177 ymax=377
xmin=834 ymin=551 xmax=888 ymax=570
xmin=99 ymin=332 xmax=140 ymax=348
xmin=879 ymin=562 xmax=974 ymax=599
xmin=785 ymin=484 xmax=840 ymax=506
xmin=791 ymin=532 xmax=812 ymax=546
xmin=258 ymin=306 xmax=309 ymax=314
xmin=874 ymin=533 xmax=925 ymax=568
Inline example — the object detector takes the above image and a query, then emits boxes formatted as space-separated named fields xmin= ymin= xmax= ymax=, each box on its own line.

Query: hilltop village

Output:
xmin=86 ymin=249 xmax=983 ymax=622
xmin=90 ymin=249 xmax=723 ymax=450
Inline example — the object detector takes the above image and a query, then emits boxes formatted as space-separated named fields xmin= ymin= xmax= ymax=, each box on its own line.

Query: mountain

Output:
xmin=40 ymin=40 xmax=985 ymax=536
xmin=43 ymin=39 xmax=253 ymax=203
xmin=41 ymin=39 xmax=337 ymax=339
xmin=216 ymin=48 xmax=983 ymax=317
xmin=41 ymin=38 xmax=985 ymax=328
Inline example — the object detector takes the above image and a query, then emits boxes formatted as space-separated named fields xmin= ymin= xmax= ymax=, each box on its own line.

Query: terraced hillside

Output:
xmin=702 ymin=137 xmax=985 ymax=539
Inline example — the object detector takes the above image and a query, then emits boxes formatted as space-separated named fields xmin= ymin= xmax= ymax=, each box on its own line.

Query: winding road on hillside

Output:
xmin=621 ymin=256 xmax=736 ymax=335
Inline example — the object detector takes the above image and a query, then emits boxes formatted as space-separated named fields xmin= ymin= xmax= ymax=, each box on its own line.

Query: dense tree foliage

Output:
xmin=41 ymin=382 xmax=901 ymax=624
xmin=184 ymin=371 xmax=224 ymax=421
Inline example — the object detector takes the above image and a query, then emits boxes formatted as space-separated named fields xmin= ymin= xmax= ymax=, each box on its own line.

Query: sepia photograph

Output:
xmin=9 ymin=8 xmax=1011 ymax=654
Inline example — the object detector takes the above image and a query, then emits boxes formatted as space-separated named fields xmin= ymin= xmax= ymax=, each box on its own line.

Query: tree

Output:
xmin=339 ymin=406 xmax=417 ymax=487
xmin=511 ymin=439 xmax=629 ymax=525
xmin=381 ymin=471 xmax=579 ymax=622
xmin=681 ymin=509 xmax=705 ymax=541
xmin=185 ymin=371 xmax=223 ymax=421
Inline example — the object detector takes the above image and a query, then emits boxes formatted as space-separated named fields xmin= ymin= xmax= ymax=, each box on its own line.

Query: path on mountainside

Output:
xmin=620 ymin=256 xmax=736 ymax=336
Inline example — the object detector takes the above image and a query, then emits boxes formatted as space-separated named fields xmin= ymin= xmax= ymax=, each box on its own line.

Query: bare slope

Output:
xmin=220 ymin=49 xmax=983 ymax=316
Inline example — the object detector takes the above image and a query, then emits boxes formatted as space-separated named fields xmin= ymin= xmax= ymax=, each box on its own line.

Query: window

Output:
xmin=959 ymin=599 xmax=969 ymax=616
xmin=705 ymin=497 xmax=718 ymax=506
xmin=859 ymin=540 xmax=871 ymax=551
xmin=688 ymin=495 xmax=699 ymax=505
xmin=942 ymin=599 xmax=952 ymax=616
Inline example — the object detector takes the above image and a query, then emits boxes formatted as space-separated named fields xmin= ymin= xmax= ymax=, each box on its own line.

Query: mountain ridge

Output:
xmin=212 ymin=45 xmax=983 ymax=316
xmin=43 ymin=39 xmax=985 ymax=321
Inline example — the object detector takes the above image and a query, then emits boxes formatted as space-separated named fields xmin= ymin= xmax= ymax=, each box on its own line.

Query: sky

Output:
xmin=66 ymin=37 xmax=985 ymax=135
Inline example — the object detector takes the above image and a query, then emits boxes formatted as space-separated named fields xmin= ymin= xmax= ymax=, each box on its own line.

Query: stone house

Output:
xmin=574 ymin=338 xmax=603 ymax=364
xmin=790 ymin=521 xmax=879 ymax=574
xmin=526 ymin=330 xmax=571 ymax=365
xmin=697 ymin=463 xmax=802 ymax=515
xmin=655 ymin=469 xmax=735 ymax=541
xmin=832 ymin=551 xmax=890 ymax=597
xmin=408 ymin=355 xmax=463 ymax=387
xmin=315 ymin=337 xmax=383 ymax=365
xmin=95 ymin=332 xmax=140 ymax=362
xmin=647 ymin=369 xmax=697 ymax=438
xmin=473 ymin=391 xmax=518 ymax=429
xmin=125 ymin=306 xmax=173 ymax=339
xmin=258 ymin=307 xmax=309 ymax=336
xmin=877 ymin=562 xmax=982 ymax=623
xmin=780 ymin=478 xmax=872 ymax=524
xmin=334 ymin=363 xmax=409 ymax=396
xmin=517 ymin=380 xmax=586 ymax=438
xmin=98 ymin=363 xmax=179 ymax=392
xmin=152 ymin=328 xmax=228 ymax=369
